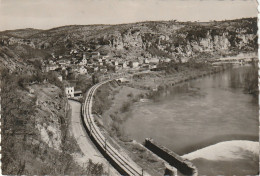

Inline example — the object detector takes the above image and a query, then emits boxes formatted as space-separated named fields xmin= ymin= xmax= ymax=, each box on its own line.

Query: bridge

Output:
xmin=82 ymin=80 xmax=150 ymax=176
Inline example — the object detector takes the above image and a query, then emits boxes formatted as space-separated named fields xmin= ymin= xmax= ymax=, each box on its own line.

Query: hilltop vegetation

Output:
xmin=0 ymin=18 xmax=257 ymax=67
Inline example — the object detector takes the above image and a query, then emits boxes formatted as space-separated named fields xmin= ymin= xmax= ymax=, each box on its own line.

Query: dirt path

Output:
xmin=69 ymin=100 xmax=119 ymax=175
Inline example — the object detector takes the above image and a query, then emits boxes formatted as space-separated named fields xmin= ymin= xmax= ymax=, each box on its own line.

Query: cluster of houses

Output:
xmin=0 ymin=37 xmax=36 ymax=48
xmin=41 ymin=48 xmax=174 ymax=98
xmin=42 ymin=50 xmax=173 ymax=75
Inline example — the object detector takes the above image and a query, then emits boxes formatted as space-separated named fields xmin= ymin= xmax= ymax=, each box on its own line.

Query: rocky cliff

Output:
xmin=0 ymin=18 xmax=257 ymax=62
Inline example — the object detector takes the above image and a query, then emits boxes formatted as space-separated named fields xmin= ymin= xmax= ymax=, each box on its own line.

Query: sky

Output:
xmin=0 ymin=0 xmax=258 ymax=31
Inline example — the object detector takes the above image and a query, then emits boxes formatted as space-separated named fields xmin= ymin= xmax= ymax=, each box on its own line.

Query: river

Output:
xmin=122 ymin=66 xmax=258 ymax=175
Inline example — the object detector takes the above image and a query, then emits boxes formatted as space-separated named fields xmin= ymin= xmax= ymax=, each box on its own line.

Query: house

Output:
xmin=130 ymin=61 xmax=139 ymax=68
xmin=116 ymin=78 xmax=129 ymax=83
xmin=99 ymin=67 xmax=107 ymax=72
xmin=102 ymin=55 xmax=109 ymax=60
xmin=57 ymin=75 xmax=63 ymax=82
xmin=74 ymin=90 xmax=83 ymax=98
xmin=65 ymin=87 xmax=74 ymax=98
xmin=61 ymin=65 xmax=67 ymax=70
xmin=83 ymin=53 xmax=87 ymax=60
xmin=51 ymin=53 xmax=56 ymax=58
xmin=119 ymin=62 xmax=127 ymax=68
xmin=79 ymin=57 xmax=87 ymax=65
xmin=149 ymin=58 xmax=160 ymax=64
xmin=112 ymin=61 xmax=118 ymax=66
xmin=144 ymin=58 xmax=150 ymax=64
xmin=28 ymin=87 xmax=34 ymax=94
xmin=92 ymin=52 xmax=100 ymax=57
xmin=150 ymin=65 xmax=157 ymax=69
xmin=94 ymin=67 xmax=99 ymax=72
xmin=165 ymin=58 xmax=171 ymax=63
xmin=58 ymin=60 xmax=68 ymax=66
xmin=180 ymin=57 xmax=189 ymax=63
xmin=79 ymin=66 xmax=88 ymax=74
xmin=45 ymin=64 xmax=59 ymax=72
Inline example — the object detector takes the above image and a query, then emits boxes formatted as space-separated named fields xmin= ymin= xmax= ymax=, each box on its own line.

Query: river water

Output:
xmin=123 ymin=66 xmax=258 ymax=156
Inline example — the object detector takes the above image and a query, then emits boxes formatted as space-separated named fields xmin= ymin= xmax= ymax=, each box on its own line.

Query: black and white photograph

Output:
xmin=0 ymin=0 xmax=259 ymax=175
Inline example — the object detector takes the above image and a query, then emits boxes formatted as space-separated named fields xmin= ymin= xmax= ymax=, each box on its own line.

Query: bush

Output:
xmin=127 ymin=92 xmax=133 ymax=97
xmin=120 ymin=102 xmax=131 ymax=113
xmin=86 ymin=159 xmax=104 ymax=175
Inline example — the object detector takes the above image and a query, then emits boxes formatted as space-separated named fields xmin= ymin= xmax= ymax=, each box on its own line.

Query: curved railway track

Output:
xmin=82 ymin=80 xmax=149 ymax=176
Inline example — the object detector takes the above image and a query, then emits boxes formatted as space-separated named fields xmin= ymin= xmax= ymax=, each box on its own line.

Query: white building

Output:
xmin=74 ymin=90 xmax=83 ymax=98
xmin=79 ymin=66 xmax=88 ymax=74
xmin=57 ymin=75 xmax=62 ymax=82
xmin=79 ymin=57 xmax=87 ymax=65
xmin=112 ymin=61 xmax=118 ymax=66
xmin=94 ymin=67 xmax=99 ymax=72
xmin=144 ymin=58 xmax=150 ymax=64
xmin=165 ymin=58 xmax=171 ymax=63
xmin=83 ymin=53 xmax=86 ymax=60
xmin=130 ymin=61 xmax=139 ymax=68
xmin=65 ymin=87 xmax=74 ymax=98
xmin=149 ymin=58 xmax=160 ymax=64
xmin=45 ymin=64 xmax=59 ymax=72
xmin=119 ymin=62 xmax=127 ymax=68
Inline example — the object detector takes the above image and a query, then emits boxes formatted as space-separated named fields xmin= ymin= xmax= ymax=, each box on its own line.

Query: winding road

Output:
xmin=69 ymin=100 xmax=119 ymax=175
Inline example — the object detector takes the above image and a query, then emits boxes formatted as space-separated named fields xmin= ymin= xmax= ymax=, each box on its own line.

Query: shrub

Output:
xmin=127 ymin=92 xmax=133 ymax=97
xmin=86 ymin=159 xmax=104 ymax=175
xmin=120 ymin=102 xmax=131 ymax=113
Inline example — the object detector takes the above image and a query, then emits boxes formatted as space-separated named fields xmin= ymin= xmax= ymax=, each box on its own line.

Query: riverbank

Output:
xmin=93 ymin=82 xmax=167 ymax=176
xmin=92 ymin=62 xmax=258 ymax=175
xmin=92 ymin=63 xmax=233 ymax=175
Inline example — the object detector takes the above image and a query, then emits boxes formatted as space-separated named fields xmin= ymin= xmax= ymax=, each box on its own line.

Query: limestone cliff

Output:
xmin=0 ymin=18 xmax=257 ymax=61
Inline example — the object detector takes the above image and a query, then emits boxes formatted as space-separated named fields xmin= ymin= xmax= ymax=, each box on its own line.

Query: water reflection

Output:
xmin=123 ymin=66 xmax=258 ymax=155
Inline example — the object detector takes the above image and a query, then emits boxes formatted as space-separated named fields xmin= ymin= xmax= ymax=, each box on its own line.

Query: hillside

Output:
xmin=0 ymin=18 xmax=257 ymax=175
xmin=0 ymin=18 xmax=257 ymax=67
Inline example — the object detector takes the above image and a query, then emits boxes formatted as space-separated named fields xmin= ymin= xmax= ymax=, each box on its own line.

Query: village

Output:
xmin=40 ymin=47 xmax=175 ymax=99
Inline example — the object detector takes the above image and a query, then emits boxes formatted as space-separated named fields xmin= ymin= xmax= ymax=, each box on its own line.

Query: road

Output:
xmin=69 ymin=100 xmax=119 ymax=175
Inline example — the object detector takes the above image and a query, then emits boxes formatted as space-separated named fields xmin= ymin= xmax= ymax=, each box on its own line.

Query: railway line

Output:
xmin=82 ymin=80 xmax=150 ymax=176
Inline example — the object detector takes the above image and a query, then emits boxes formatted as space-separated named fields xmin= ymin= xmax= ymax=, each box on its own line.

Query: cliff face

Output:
xmin=0 ymin=18 xmax=257 ymax=62
xmin=82 ymin=18 xmax=257 ymax=59
xmin=1 ymin=68 xmax=85 ymax=175
xmin=105 ymin=23 xmax=256 ymax=59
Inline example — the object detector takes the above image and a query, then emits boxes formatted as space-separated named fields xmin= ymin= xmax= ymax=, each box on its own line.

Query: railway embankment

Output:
xmin=82 ymin=81 xmax=151 ymax=176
